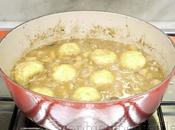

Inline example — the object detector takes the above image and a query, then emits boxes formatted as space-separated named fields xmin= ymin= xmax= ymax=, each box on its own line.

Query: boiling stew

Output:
xmin=11 ymin=39 xmax=164 ymax=101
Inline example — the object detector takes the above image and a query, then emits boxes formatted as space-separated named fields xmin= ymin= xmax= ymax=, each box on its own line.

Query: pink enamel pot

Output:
xmin=0 ymin=11 xmax=175 ymax=130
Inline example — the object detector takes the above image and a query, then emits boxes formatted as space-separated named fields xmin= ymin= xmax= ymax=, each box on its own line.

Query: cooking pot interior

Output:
xmin=0 ymin=12 xmax=175 ymax=78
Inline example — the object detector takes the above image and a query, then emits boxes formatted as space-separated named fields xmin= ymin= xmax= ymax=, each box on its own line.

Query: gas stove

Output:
xmin=0 ymin=22 xmax=175 ymax=130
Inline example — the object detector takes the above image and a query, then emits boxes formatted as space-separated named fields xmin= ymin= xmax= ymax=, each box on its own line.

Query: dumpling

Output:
xmin=13 ymin=61 xmax=44 ymax=85
xmin=30 ymin=87 xmax=54 ymax=97
xmin=72 ymin=87 xmax=101 ymax=101
xmin=58 ymin=42 xmax=80 ymax=57
xmin=90 ymin=49 xmax=117 ymax=65
xmin=52 ymin=64 xmax=77 ymax=82
xmin=120 ymin=51 xmax=146 ymax=70
xmin=90 ymin=69 xmax=114 ymax=86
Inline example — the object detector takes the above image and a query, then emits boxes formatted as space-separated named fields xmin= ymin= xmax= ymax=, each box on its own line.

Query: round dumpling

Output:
xmin=14 ymin=61 xmax=44 ymax=85
xmin=30 ymin=87 xmax=54 ymax=97
xmin=90 ymin=69 xmax=114 ymax=86
xmin=52 ymin=64 xmax=77 ymax=82
xmin=120 ymin=51 xmax=146 ymax=70
xmin=90 ymin=49 xmax=117 ymax=65
xmin=58 ymin=42 xmax=80 ymax=57
xmin=72 ymin=87 xmax=101 ymax=101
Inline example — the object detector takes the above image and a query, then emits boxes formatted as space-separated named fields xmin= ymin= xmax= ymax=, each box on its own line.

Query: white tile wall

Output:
xmin=0 ymin=0 xmax=175 ymax=21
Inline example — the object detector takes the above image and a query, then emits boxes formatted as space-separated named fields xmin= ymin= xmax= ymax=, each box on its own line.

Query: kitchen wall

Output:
xmin=0 ymin=0 xmax=175 ymax=22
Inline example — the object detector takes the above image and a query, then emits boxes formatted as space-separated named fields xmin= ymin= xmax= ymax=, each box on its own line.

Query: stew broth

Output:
xmin=11 ymin=39 xmax=164 ymax=101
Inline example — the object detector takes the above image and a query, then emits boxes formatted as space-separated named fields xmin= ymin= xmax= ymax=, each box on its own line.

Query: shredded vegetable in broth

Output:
xmin=11 ymin=39 xmax=165 ymax=101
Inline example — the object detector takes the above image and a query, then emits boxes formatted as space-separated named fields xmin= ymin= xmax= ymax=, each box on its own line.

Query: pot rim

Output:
xmin=0 ymin=11 xmax=175 ymax=104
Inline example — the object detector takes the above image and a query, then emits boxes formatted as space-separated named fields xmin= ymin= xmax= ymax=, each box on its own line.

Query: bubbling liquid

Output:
xmin=11 ymin=39 xmax=164 ymax=101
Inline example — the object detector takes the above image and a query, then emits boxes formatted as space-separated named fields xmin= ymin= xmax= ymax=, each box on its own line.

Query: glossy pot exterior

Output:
xmin=0 ymin=11 xmax=175 ymax=130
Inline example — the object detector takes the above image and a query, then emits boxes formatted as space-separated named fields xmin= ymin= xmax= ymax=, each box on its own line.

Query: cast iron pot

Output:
xmin=0 ymin=11 xmax=175 ymax=130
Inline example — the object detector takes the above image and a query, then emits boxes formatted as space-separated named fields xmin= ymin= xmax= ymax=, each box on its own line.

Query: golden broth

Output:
xmin=11 ymin=39 xmax=164 ymax=101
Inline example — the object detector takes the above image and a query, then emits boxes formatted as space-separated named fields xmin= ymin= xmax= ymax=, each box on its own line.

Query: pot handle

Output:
xmin=0 ymin=30 xmax=9 ymax=40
